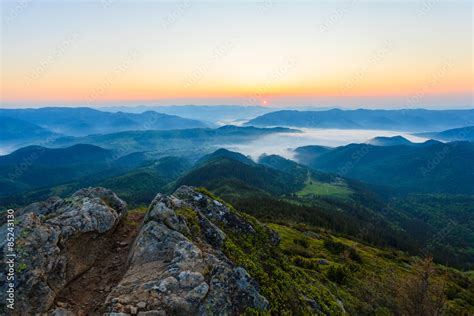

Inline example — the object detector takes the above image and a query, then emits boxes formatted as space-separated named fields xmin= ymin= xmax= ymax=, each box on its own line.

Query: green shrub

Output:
xmin=293 ymin=238 xmax=310 ymax=248
xmin=324 ymin=239 xmax=362 ymax=263
xmin=327 ymin=264 xmax=350 ymax=284
xmin=293 ymin=256 xmax=320 ymax=271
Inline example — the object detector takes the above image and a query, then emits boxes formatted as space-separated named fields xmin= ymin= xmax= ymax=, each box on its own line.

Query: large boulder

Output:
xmin=104 ymin=186 xmax=268 ymax=315
xmin=0 ymin=187 xmax=127 ymax=314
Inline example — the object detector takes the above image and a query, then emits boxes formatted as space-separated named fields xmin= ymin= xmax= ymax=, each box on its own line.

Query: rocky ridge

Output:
xmin=104 ymin=185 xmax=268 ymax=315
xmin=1 ymin=187 xmax=127 ymax=314
xmin=1 ymin=186 xmax=269 ymax=315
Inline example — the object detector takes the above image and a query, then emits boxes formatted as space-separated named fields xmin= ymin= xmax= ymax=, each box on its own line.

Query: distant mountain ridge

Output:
xmin=0 ymin=125 xmax=298 ymax=197
xmin=98 ymin=105 xmax=275 ymax=124
xmin=0 ymin=107 xmax=210 ymax=136
xmin=0 ymin=144 xmax=113 ymax=166
xmin=246 ymin=108 xmax=474 ymax=131
xmin=0 ymin=144 xmax=119 ymax=196
xmin=50 ymin=125 xmax=298 ymax=156
xmin=0 ymin=116 xmax=60 ymax=146
xmin=367 ymin=135 xmax=414 ymax=146
xmin=416 ymin=126 xmax=474 ymax=142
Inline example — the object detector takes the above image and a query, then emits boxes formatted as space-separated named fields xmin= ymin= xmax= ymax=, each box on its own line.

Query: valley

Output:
xmin=2 ymin=2 xmax=472 ymax=313
xmin=1 ymin=106 xmax=473 ymax=315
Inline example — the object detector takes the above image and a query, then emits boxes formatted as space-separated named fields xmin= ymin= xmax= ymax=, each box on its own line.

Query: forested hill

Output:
xmin=294 ymin=141 xmax=474 ymax=194
xmin=246 ymin=108 xmax=474 ymax=131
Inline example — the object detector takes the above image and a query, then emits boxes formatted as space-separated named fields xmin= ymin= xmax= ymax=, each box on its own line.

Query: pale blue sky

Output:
xmin=1 ymin=0 xmax=472 ymax=108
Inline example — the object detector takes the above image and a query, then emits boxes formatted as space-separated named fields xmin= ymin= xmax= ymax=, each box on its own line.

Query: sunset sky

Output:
xmin=1 ymin=1 xmax=472 ymax=108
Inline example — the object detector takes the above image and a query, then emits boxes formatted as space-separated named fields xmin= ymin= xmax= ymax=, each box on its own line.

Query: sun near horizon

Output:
xmin=1 ymin=1 xmax=472 ymax=109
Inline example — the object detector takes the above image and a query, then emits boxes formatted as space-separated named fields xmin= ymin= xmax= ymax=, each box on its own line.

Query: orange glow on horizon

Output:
xmin=1 ymin=64 xmax=471 ymax=104
xmin=1 ymin=1 xmax=471 ymax=107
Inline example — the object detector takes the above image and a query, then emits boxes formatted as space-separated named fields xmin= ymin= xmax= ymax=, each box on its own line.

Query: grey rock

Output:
xmin=318 ymin=259 xmax=330 ymax=265
xmin=303 ymin=297 xmax=321 ymax=313
xmin=145 ymin=195 xmax=189 ymax=235
xmin=156 ymin=276 xmax=179 ymax=293
xmin=198 ymin=213 xmax=226 ymax=248
xmin=336 ymin=298 xmax=346 ymax=313
xmin=49 ymin=307 xmax=75 ymax=316
xmin=173 ymin=186 xmax=256 ymax=235
xmin=185 ymin=282 xmax=209 ymax=302
xmin=177 ymin=271 xmax=205 ymax=288
xmin=303 ymin=231 xmax=321 ymax=239
xmin=130 ymin=306 xmax=138 ymax=314
xmin=105 ymin=186 xmax=268 ymax=315
xmin=137 ymin=311 xmax=166 ymax=316
xmin=19 ymin=196 xmax=63 ymax=218
xmin=269 ymin=228 xmax=281 ymax=245
xmin=0 ymin=187 xmax=127 ymax=314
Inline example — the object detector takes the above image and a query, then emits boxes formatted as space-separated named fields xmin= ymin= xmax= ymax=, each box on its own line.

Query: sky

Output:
xmin=0 ymin=0 xmax=472 ymax=109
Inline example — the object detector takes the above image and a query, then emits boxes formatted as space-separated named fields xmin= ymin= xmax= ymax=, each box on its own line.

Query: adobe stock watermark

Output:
xmin=4 ymin=209 xmax=17 ymax=310
xmin=183 ymin=37 xmax=238 ymax=89
xmin=419 ymin=118 xmax=472 ymax=177
xmin=161 ymin=0 xmax=193 ymax=30
xmin=85 ymin=49 xmax=141 ymax=106
xmin=3 ymin=0 xmax=32 ymax=26
xmin=242 ymin=56 xmax=298 ymax=106
xmin=339 ymin=40 xmax=394 ymax=96
xmin=417 ymin=0 xmax=442 ymax=18
xmin=319 ymin=0 xmax=359 ymax=34
xmin=422 ymin=219 xmax=457 ymax=255
xmin=405 ymin=58 xmax=454 ymax=108
xmin=336 ymin=144 xmax=371 ymax=177
xmin=7 ymin=134 xmax=58 ymax=182
xmin=419 ymin=145 xmax=450 ymax=176
xmin=24 ymin=32 xmax=80 ymax=87
xmin=257 ymin=0 xmax=279 ymax=15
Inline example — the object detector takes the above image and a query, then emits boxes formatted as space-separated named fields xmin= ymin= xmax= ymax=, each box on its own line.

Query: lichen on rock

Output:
xmin=1 ymin=186 xmax=272 ymax=315
xmin=104 ymin=185 xmax=268 ymax=315
xmin=0 ymin=187 xmax=127 ymax=314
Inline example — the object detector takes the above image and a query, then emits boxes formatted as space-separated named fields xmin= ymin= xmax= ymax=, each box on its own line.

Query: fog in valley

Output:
xmin=219 ymin=128 xmax=429 ymax=160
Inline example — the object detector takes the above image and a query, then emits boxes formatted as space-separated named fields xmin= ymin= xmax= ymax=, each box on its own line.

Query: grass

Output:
xmin=123 ymin=206 xmax=148 ymax=226
xmin=175 ymin=207 xmax=201 ymax=238
xmin=266 ymin=223 xmax=474 ymax=315
xmin=17 ymin=262 xmax=27 ymax=273
xmin=221 ymin=221 xmax=343 ymax=314
xmin=296 ymin=177 xmax=352 ymax=199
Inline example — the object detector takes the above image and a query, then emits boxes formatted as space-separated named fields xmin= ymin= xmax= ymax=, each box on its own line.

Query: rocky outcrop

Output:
xmin=104 ymin=186 xmax=268 ymax=315
xmin=1 ymin=186 xmax=269 ymax=315
xmin=0 ymin=187 xmax=127 ymax=314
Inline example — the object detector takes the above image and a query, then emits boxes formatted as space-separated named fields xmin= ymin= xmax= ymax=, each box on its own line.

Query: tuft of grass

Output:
xmin=123 ymin=206 xmax=148 ymax=226
xmin=175 ymin=207 xmax=201 ymax=238
xmin=17 ymin=262 xmax=27 ymax=273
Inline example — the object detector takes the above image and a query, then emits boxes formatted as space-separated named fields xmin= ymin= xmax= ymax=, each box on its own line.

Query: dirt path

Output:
xmin=54 ymin=209 xmax=145 ymax=315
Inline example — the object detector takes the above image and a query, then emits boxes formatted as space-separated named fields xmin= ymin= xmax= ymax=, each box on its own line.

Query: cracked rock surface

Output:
xmin=1 ymin=186 xmax=268 ymax=315
xmin=104 ymin=186 xmax=268 ymax=315
xmin=0 ymin=187 xmax=127 ymax=314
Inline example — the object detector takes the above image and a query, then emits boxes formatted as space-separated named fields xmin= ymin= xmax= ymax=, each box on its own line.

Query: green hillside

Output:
xmin=295 ymin=141 xmax=474 ymax=194
xmin=197 ymin=188 xmax=474 ymax=315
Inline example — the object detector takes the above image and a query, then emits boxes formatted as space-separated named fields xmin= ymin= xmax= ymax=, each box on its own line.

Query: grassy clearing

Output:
xmin=296 ymin=177 xmax=352 ymax=199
